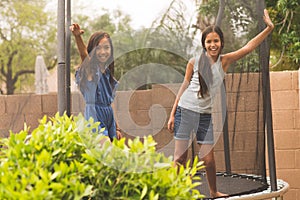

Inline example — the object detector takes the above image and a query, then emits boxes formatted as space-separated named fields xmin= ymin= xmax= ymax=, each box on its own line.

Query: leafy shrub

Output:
xmin=0 ymin=113 xmax=204 ymax=200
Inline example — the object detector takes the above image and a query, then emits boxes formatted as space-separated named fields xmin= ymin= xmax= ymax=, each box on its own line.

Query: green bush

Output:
xmin=0 ymin=113 xmax=204 ymax=200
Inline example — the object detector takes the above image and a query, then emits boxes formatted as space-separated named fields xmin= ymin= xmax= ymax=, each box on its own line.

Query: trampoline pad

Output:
xmin=196 ymin=172 xmax=268 ymax=199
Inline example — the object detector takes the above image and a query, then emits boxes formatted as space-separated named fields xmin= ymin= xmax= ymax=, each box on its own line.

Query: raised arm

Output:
xmin=222 ymin=9 xmax=274 ymax=72
xmin=70 ymin=23 xmax=88 ymax=62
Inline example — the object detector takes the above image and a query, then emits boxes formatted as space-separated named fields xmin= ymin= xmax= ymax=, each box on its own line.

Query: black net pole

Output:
xmin=216 ymin=0 xmax=231 ymax=173
xmin=215 ymin=0 xmax=225 ymax=27
xmin=222 ymin=85 xmax=231 ymax=173
xmin=66 ymin=0 xmax=71 ymax=116
xmin=256 ymin=0 xmax=278 ymax=191
xmin=57 ymin=0 xmax=66 ymax=116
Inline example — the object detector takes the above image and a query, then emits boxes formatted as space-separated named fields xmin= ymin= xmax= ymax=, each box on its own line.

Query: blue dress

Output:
xmin=76 ymin=67 xmax=118 ymax=139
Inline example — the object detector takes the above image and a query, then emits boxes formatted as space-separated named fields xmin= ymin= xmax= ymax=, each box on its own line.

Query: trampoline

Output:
xmin=195 ymin=172 xmax=289 ymax=199
xmin=186 ymin=0 xmax=289 ymax=199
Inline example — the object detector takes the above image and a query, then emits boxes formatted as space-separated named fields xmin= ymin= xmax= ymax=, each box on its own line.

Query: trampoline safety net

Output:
xmin=70 ymin=0 xmax=271 ymax=199
xmin=191 ymin=0 xmax=269 ymax=198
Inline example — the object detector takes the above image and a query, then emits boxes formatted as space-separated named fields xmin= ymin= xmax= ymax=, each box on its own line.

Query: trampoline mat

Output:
xmin=195 ymin=172 xmax=268 ymax=199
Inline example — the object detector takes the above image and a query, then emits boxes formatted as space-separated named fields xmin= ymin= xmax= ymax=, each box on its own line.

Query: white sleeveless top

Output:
xmin=178 ymin=53 xmax=225 ymax=113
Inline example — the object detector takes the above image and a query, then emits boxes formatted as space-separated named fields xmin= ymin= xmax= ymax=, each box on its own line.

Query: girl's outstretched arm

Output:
xmin=70 ymin=23 xmax=88 ymax=62
xmin=222 ymin=9 xmax=274 ymax=72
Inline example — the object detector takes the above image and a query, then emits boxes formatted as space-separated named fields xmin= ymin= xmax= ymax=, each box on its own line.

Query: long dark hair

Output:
xmin=198 ymin=25 xmax=224 ymax=98
xmin=79 ymin=31 xmax=116 ymax=90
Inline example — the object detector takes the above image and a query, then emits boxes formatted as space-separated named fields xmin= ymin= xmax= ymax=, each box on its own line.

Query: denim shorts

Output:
xmin=174 ymin=106 xmax=214 ymax=144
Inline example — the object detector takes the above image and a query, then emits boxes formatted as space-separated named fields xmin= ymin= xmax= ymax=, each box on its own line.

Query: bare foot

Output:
xmin=210 ymin=191 xmax=229 ymax=198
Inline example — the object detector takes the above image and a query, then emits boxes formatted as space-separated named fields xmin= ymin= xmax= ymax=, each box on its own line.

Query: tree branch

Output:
xmin=279 ymin=10 xmax=289 ymax=34
xmin=14 ymin=69 xmax=35 ymax=78
xmin=7 ymin=50 xmax=18 ymax=70
xmin=47 ymin=57 xmax=57 ymax=71
xmin=0 ymin=28 xmax=8 ymax=41
xmin=0 ymin=59 xmax=7 ymax=77
xmin=12 ymin=69 xmax=35 ymax=85
xmin=270 ymin=46 xmax=285 ymax=69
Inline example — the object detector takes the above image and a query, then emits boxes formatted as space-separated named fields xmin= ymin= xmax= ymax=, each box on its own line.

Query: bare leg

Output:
xmin=199 ymin=144 xmax=228 ymax=198
xmin=173 ymin=139 xmax=189 ymax=167
xmin=99 ymin=136 xmax=111 ymax=146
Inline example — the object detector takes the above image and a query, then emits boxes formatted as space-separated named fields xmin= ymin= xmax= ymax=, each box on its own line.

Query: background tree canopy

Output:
xmin=194 ymin=0 xmax=299 ymax=71
xmin=0 ymin=0 xmax=57 ymax=94
xmin=0 ymin=0 xmax=298 ymax=94
xmin=266 ymin=0 xmax=300 ymax=71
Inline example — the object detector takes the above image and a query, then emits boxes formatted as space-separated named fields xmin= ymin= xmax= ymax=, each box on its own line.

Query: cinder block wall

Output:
xmin=115 ymin=80 xmax=264 ymax=175
xmin=114 ymin=84 xmax=178 ymax=156
xmin=0 ymin=93 xmax=84 ymax=137
xmin=0 ymin=71 xmax=299 ymax=200
xmin=269 ymin=71 xmax=300 ymax=200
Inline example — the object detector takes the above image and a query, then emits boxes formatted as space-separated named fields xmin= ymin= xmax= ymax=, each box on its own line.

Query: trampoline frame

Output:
xmin=218 ymin=178 xmax=289 ymax=200
xmin=196 ymin=172 xmax=289 ymax=200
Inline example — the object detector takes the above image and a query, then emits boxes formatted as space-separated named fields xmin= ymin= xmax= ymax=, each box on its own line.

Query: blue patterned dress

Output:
xmin=76 ymin=67 xmax=118 ymax=139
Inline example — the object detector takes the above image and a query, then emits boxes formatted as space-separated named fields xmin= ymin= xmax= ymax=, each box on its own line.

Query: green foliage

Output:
xmin=196 ymin=0 xmax=300 ymax=71
xmin=198 ymin=0 xmax=219 ymax=18
xmin=267 ymin=0 xmax=300 ymax=70
xmin=234 ymin=52 xmax=260 ymax=73
xmin=114 ymin=47 xmax=186 ymax=90
xmin=71 ymin=2 xmax=197 ymax=90
xmin=0 ymin=113 xmax=204 ymax=199
xmin=0 ymin=0 xmax=56 ymax=94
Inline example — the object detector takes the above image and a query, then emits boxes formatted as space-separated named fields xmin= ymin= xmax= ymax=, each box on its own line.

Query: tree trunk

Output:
xmin=6 ymin=50 xmax=18 ymax=95
xmin=216 ymin=0 xmax=226 ymax=27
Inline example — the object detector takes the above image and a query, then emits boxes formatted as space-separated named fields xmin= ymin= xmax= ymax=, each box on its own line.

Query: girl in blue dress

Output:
xmin=70 ymin=24 xmax=122 ymax=141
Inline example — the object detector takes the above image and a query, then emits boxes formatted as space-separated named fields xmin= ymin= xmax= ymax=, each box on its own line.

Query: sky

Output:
xmin=46 ymin=0 xmax=196 ymax=29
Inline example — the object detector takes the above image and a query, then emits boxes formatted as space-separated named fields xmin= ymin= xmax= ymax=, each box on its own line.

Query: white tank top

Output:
xmin=178 ymin=53 xmax=225 ymax=113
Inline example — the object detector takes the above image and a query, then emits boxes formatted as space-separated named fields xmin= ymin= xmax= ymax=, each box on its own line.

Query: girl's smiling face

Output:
xmin=96 ymin=37 xmax=111 ymax=66
xmin=204 ymin=32 xmax=222 ymax=61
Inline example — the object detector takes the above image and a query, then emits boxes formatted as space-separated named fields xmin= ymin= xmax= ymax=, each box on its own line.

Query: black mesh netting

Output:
xmin=189 ymin=0 xmax=270 ymax=198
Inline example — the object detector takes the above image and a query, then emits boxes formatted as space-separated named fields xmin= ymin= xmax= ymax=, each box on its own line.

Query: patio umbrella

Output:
xmin=35 ymin=55 xmax=49 ymax=94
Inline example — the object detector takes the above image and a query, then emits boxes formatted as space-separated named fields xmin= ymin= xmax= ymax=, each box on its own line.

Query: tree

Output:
xmin=70 ymin=7 xmax=188 ymax=91
xmin=0 ymin=0 xmax=56 ymax=94
xmin=266 ymin=0 xmax=300 ymax=70
xmin=111 ymin=0 xmax=198 ymax=90
xmin=70 ymin=2 xmax=206 ymax=91
xmin=194 ymin=0 xmax=300 ymax=71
